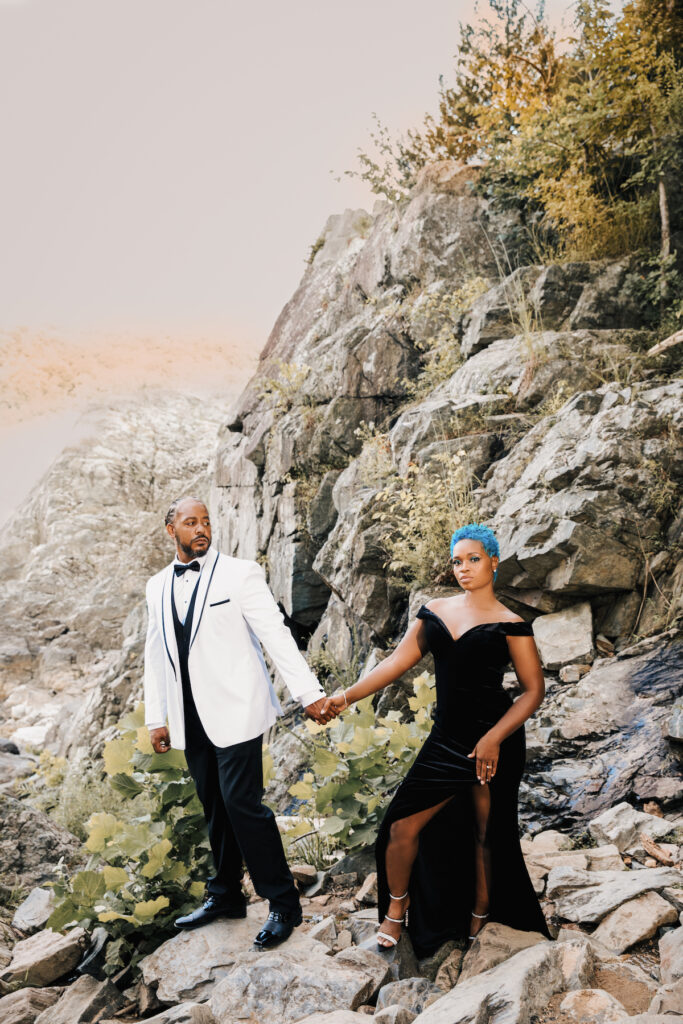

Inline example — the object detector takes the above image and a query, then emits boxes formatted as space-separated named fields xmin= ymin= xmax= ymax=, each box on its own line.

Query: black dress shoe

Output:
xmin=253 ymin=908 xmax=303 ymax=949
xmin=174 ymin=896 xmax=247 ymax=930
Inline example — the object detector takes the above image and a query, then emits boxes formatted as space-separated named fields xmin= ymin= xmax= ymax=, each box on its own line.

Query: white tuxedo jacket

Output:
xmin=143 ymin=547 xmax=324 ymax=749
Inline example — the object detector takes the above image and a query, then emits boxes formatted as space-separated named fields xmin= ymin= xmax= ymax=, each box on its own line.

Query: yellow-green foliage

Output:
xmin=259 ymin=360 xmax=312 ymax=412
xmin=373 ymin=452 xmax=479 ymax=589
xmin=352 ymin=0 xmax=683 ymax=280
xmin=289 ymin=673 xmax=436 ymax=852
xmin=47 ymin=705 xmax=209 ymax=972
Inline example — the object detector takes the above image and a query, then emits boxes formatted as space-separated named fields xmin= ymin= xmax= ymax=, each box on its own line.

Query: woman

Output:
xmin=322 ymin=523 xmax=550 ymax=957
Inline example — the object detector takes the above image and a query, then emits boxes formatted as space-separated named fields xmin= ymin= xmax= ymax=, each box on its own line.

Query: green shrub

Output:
xmin=47 ymin=704 xmax=213 ymax=974
xmin=289 ymin=674 xmax=436 ymax=853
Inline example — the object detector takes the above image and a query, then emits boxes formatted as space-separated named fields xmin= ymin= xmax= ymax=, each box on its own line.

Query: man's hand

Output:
xmin=304 ymin=698 xmax=339 ymax=725
xmin=150 ymin=726 xmax=171 ymax=754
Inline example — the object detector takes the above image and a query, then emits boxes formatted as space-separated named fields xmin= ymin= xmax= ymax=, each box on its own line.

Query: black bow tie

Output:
xmin=174 ymin=561 xmax=201 ymax=576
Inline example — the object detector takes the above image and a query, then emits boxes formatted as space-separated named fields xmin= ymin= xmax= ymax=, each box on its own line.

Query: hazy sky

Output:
xmin=1 ymin=0 xmax=577 ymax=349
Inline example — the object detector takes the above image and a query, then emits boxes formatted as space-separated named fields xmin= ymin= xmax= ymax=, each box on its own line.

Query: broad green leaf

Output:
xmin=98 ymin=910 xmax=136 ymax=923
xmin=320 ymin=815 xmax=346 ymax=836
xmin=103 ymin=866 xmax=129 ymax=892
xmin=133 ymin=896 xmax=170 ymax=922
xmin=313 ymin=746 xmax=341 ymax=777
xmin=189 ymin=880 xmax=205 ymax=899
xmin=117 ymin=703 xmax=146 ymax=731
xmin=136 ymin=727 xmax=155 ymax=755
xmin=86 ymin=813 xmax=122 ymax=854
xmin=289 ymin=780 xmax=314 ymax=800
xmin=109 ymin=773 xmax=144 ymax=798
xmin=47 ymin=899 xmax=81 ymax=932
xmin=72 ymin=871 xmax=106 ymax=903
xmin=103 ymin=737 xmax=135 ymax=777
xmin=313 ymin=780 xmax=337 ymax=812
xmin=141 ymin=838 xmax=173 ymax=878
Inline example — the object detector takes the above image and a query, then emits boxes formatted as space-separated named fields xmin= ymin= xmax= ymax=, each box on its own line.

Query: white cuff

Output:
xmin=146 ymin=722 xmax=165 ymax=730
xmin=299 ymin=688 xmax=325 ymax=708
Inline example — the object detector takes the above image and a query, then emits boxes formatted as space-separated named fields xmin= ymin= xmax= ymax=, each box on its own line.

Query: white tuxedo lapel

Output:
xmin=160 ymin=565 xmax=180 ymax=677
xmin=189 ymin=548 xmax=220 ymax=650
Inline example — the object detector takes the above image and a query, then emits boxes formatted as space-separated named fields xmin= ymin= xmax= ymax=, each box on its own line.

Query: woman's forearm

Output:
xmin=486 ymin=690 xmax=543 ymax=745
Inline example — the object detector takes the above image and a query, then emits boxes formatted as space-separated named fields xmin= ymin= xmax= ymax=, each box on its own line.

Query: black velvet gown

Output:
xmin=375 ymin=606 xmax=550 ymax=957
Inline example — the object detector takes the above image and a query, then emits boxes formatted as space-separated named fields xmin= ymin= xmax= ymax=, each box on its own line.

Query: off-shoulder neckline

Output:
xmin=417 ymin=605 xmax=529 ymax=646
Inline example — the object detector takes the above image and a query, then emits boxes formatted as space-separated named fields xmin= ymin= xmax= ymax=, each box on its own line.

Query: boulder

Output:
xmin=591 ymin=892 xmax=679 ymax=953
xmin=529 ymin=829 xmax=573 ymax=853
xmin=12 ymin=888 xmax=55 ymax=935
xmin=409 ymin=938 xmax=593 ymax=1024
xmin=356 ymin=872 xmax=377 ymax=906
xmin=34 ymin=975 xmax=125 ymax=1023
xmin=546 ymin=866 xmax=682 ymax=923
xmin=348 ymin=911 xmax=379 ymax=946
xmin=0 ymin=987 xmax=64 ymax=1024
xmin=207 ymin=948 xmax=380 ymax=1022
xmin=0 ymin=928 xmax=88 ymax=988
xmin=291 ymin=864 xmax=318 ymax=887
xmin=334 ymin=947 xmax=391 ymax=999
xmin=532 ymin=602 xmax=594 ymax=670
xmin=415 ymin=941 xmax=460 ymax=984
xmin=559 ymin=988 xmax=629 ymax=1024
xmin=648 ymin=976 xmax=683 ymax=1015
xmin=296 ymin=1013 xmax=371 ymax=1024
xmin=589 ymin=803 xmax=677 ymax=852
xmin=0 ymin=797 xmax=82 ymax=888
xmin=374 ymin=1007 xmax=418 ymax=1024
xmin=458 ymin=922 xmax=548 ymax=982
xmin=659 ymin=925 xmax=683 ymax=984
xmin=139 ymin=905 xmax=330 ymax=1004
xmin=433 ymin=947 xmax=466 ymax=991
xmin=375 ymin=978 xmax=442 ymax=1016
xmin=308 ymin=916 xmax=337 ymax=950
xmin=588 ymin=846 xmax=625 ymax=872
xmin=594 ymin=961 xmax=659 ymax=1014
xmin=356 ymin=933 xmax=420 ymax=983
xmin=126 ymin=1005 xmax=216 ymax=1024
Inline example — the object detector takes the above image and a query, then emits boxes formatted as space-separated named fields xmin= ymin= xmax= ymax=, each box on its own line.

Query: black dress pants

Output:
xmin=182 ymin=697 xmax=299 ymax=914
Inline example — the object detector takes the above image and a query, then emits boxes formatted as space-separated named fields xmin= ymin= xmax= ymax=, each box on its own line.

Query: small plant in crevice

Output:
xmin=373 ymin=450 xmax=480 ymax=590
xmin=307 ymin=625 xmax=366 ymax=698
xmin=259 ymin=360 xmax=313 ymax=413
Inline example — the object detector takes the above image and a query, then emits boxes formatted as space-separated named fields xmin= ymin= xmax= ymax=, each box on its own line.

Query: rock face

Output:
xmin=0 ymin=796 xmax=82 ymax=888
xmin=0 ymin=927 xmax=88 ymax=987
xmin=0 ymin=392 xmax=225 ymax=756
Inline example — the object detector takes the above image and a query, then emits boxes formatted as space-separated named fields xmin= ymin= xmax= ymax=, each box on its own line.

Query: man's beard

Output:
xmin=178 ymin=537 xmax=209 ymax=560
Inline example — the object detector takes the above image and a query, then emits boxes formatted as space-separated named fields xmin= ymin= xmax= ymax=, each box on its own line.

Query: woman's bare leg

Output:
xmin=378 ymin=796 xmax=453 ymax=947
xmin=469 ymin=782 xmax=492 ymax=940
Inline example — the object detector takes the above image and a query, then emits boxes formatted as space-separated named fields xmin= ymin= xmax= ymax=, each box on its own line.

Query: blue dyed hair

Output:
xmin=450 ymin=523 xmax=500 ymax=581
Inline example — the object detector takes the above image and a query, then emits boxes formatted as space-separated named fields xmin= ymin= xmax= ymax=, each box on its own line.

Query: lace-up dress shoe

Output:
xmin=174 ymin=895 xmax=247 ymax=930
xmin=253 ymin=908 xmax=303 ymax=949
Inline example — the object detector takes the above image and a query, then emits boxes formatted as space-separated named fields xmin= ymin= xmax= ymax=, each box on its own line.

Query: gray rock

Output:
xmin=308 ymin=916 xmax=337 ymax=950
xmin=296 ymin=1013 xmax=371 ymax=1024
xmin=356 ymin=872 xmax=377 ymax=906
xmin=347 ymin=911 xmax=379 ymax=946
xmin=139 ymin=905 xmax=330 ymax=1004
xmin=546 ymin=866 xmax=682 ymax=923
xmin=532 ymin=602 xmax=593 ymax=670
xmin=356 ymin=933 xmax=420 ymax=982
xmin=589 ymin=803 xmax=676 ymax=852
xmin=667 ymin=697 xmax=683 ymax=741
xmin=0 ymin=927 xmax=88 ymax=987
xmin=374 ymin=1007 xmax=418 ymax=1024
xmin=433 ymin=947 xmax=466 ymax=991
xmin=334 ymin=947 xmax=391 ymax=999
xmin=530 ymin=830 xmax=573 ymax=853
xmin=34 ymin=975 xmax=125 ymax=1023
xmin=0 ymin=987 xmax=64 ymax=1024
xmin=207 ymin=948 xmax=379 ymax=1022
xmin=376 ymin=978 xmax=442 ymax=1016
xmin=0 ymin=797 xmax=82 ymax=889
xmin=409 ymin=938 xmax=593 ymax=1024
xmin=460 ymin=266 xmax=541 ymax=358
xmin=659 ymin=925 xmax=683 ymax=984
xmin=648 ymin=976 xmax=683 ymax=1015
xmin=0 ymin=738 xmax=20 ymax=754
xmin=0 ymin=750 xmax=36 ymax=792
xmin=459 ymin=921 xmax=547 ymax=982
xmin=559 ymin=988 xmax=629 ymax=1024
xmin=130 ymin=1005 xmax=216 ymax=1024
xmin=415 ymin=941 xmax=460 ymax=984
xmin=12 ymin=888 xmax=55 ymax=935
xmin=591 ymin=892 xmax=679 ymax=953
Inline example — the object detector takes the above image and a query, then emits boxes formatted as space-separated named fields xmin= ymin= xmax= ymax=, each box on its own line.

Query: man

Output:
xmin=144 ymin=496 xmax=336 ymax=949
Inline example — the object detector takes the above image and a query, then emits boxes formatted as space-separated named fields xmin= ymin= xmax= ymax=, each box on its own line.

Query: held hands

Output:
xmin=150 ymin=726 xmax=171 ymax=754
xmin=468 ymin=734 xmax=500 ymax=785
xmin=321 ymin=693 xmax=348 ymax=717
xmin=304 ymin=698 xmax=339 ymax=725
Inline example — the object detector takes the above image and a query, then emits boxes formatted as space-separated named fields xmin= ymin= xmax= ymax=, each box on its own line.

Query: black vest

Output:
xmin=171 ymin=575 xmax=200 ymax=710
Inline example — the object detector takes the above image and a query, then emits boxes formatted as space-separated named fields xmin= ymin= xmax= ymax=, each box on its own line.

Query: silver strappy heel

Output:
xmin=468 ymin=910 xmax=489 ymax=941
xmin=377 ymin=891 xmax=409 ymax=949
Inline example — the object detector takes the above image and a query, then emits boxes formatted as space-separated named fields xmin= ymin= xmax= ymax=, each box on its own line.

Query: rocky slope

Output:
xmin=213 ymin=160 xmax=682 ymax=828
xmin=0 ymin=391 xmax=227 ymax=757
